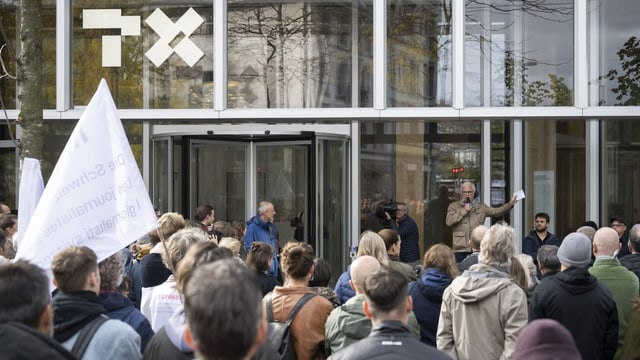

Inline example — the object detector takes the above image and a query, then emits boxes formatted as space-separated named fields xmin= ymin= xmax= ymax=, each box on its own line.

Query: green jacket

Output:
xmin=324 ymin=294 xmax=420 ymax=355
xmin=589 ymin=258 xmax=640 ymax=360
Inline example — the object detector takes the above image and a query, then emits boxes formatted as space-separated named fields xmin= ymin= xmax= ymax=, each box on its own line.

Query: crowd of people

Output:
xmin=1 ymin=193 xmax=640 ymax=360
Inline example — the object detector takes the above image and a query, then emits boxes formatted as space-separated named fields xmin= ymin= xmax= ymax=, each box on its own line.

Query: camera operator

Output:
xmin=385 ymin=202 xmax=421 ymax=266
xmin=446 ymin=182 xmax=517 ymax=262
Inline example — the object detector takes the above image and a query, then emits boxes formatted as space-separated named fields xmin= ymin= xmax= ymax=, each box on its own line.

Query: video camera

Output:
xmin=375 ymin=200 xmax=397 ymax=221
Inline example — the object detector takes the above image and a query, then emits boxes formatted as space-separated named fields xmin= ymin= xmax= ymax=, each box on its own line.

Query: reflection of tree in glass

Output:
xmin=504 ymin=50 xmax=571 ymax=106
xmin=466 ymin=0 xmax=573 ymax=106
xmin=228 ymin=4 xmax=337 ymax=108
xmin=602 ymin=36 xmax=640 ymax=106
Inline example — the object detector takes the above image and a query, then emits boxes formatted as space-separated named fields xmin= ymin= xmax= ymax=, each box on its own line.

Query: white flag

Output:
xmin=15 ymin=157 xmax=44 ymax=251
xmin=16 ymin=79 xmax=158 ymax=278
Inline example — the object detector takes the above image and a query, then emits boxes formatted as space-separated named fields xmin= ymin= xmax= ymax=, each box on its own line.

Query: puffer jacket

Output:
xmin=409 ymin=268 xmax=453 ymax=346
xmin=436 ymin=263 xmax=528 ymax=360
xmin=334 ymin=265 xmax=355 ymax=305
xmin=446 ymin=200 xmax=512 ymax=252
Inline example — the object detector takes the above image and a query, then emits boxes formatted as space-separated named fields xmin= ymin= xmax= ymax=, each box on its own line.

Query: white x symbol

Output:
xmin=145 ymin=8 xmax=205 ymax=67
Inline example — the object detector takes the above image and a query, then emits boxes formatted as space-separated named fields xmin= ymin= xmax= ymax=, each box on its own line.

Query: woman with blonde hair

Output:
xmin=263 ymin=242 xmax=333 ymax=359
xmin=334 ymin=231 xmax=388 ymax=304
xmin=409 ymin=244 xmax=458 ymax=346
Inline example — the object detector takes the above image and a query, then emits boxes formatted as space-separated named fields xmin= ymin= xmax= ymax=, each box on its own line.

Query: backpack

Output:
xmin=265 ymin=292 xmax=315 ymax=360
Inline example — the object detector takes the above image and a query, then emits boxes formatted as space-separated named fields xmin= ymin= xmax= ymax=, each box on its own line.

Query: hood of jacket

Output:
xmin=247 ymin=213 xmax=270 ymax=231
xmin=553 ymin=266 xmax=598 ymax=295
xmin=99 ymin=290 xmax=133 ymax=313
xmin=416 ymin=268 xmax=453 ymax=303
xmin=337 ymin=295 xmax=373 ymax=340
xmin=52 ymin=291 xmax=106 ymax=342
xmin=164 ymin=307 xmax=191 ymax=353
xmin=447 ymin=263 xmax=514 ymax=303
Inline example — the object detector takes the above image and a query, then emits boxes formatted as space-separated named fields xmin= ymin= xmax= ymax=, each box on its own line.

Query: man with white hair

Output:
xmin=437 ymin=222 xmax=527 ymax=359
xmin=589 ymin=227 xmax=639 ymax=359
xmin=529 ymin=232 xmax=618 ymax=360
xmin=446 ymin=182 xmax=517 ymax=262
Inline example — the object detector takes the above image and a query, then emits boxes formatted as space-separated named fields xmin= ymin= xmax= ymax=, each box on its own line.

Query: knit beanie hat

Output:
xmin=557 ymin=232 xmax=592 ymax=268
xmin=515 ymin=319 xmax=581 ymax=360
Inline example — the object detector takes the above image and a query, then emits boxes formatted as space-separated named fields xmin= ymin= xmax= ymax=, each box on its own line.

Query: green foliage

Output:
xmin=603 ymin=36 xmax=640 ymax=106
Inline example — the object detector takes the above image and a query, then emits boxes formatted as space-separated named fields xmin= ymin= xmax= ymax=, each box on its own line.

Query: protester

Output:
xmin=328 ymin=268 xmax=450 ymax=360
xmin=334 ymin=231 xmax=389 ymax=304
xmin=0 ymin=261 xmax=76 ymax=359
xmin=409 ymin=244 xmax=458 ymax=346
xmin=622 ymin=297 xmax=640 ymax=360
xmin=184 ymin=259 xmax=266 ymax=360
xmin=529 ymin=232 xmax=618 ymax=360
xmin=446 ymin=182 xmax=517 ymax=262
xmin=245 ymin=201 xmax=280 ymax=279
xmin=308 ymin=257 xmax=340 ymax=308
xmin=514 ymin=319 xmax=581 ymax=360
xmin=98 ymin=252 xmax=154 ymax=352
xmin=246 ymin=241 xmax=281 ymax=296
xmin=143 ymin=242 xmax=233 ymax=360
xmin=51 ymin=246 xmax=141 ymax=359
xmin=143 ymin=228 xmax=207 ymax=332
xmin=437 ymin=222 xmax=528 ymax=359
xmin=263 ymin=242 xmax=333 ymax=359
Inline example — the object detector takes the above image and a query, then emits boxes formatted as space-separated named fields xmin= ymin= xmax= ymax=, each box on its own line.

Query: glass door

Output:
xmin=254 ymin=142 xmax=310 ymax=248
xmin=190 ymin=140 xmax=248 ymax=224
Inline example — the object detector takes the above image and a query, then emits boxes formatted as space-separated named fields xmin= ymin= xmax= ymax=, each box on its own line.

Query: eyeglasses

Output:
xmin=462 ymin=191 xmax=474 ymax=194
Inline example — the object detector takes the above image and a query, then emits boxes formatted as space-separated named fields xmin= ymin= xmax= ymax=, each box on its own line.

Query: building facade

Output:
xmin=1 ymin=0 xmax=639 ymax=277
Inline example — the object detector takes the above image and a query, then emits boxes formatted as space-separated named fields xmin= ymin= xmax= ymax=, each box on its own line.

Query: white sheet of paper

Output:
xmin=514 ymin=189 xmax=526 ymax=200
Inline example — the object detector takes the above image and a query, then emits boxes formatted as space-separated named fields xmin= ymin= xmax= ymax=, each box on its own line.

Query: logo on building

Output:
xmin=83 ymin=8 xmax=205 ymax=68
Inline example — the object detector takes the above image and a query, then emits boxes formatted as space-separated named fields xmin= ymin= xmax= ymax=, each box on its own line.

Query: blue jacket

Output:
xmin=245 ymin=214 xmax=280 ymax=278
xmin=408 ymin=268 xmax=453 ymax=346
xmin=334 ymin=265 xmax=355 ymax=304
xmin=389 ymin=215 xmax=420 ymax=263
xmin=100 ymin=290 xmax=154 ymax=352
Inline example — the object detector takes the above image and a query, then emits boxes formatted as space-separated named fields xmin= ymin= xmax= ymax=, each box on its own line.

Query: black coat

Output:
xmin=328 ymin=320 xmax=450 ymax=360
xmin=619 ymin=253 xmax=640 ymax=280
xmin=0 ymin=322 xmax=76 ymax=360
xmin=529 ymin=266 xmax=618 ymax=360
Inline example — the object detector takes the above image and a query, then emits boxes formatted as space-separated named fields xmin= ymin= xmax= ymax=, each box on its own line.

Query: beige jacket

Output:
xmin=436 ymin=263 xmax=528 ymax=360
xmin=446 ymin=200 xmax=512 ymax=252
xmin=264 ymin=286 xmax=334 ymax=360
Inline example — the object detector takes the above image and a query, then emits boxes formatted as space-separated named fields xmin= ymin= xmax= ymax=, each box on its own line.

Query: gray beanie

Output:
xmin=557 ymin=232 xmax=592 ymax=267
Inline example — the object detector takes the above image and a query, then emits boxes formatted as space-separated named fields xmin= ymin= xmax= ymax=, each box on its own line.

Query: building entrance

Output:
xmin=150 ymin=124 xmax=351 ymax=282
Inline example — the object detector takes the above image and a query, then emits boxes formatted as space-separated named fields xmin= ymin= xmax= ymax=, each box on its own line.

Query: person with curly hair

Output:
xmin=263 ymin=242 xmax=333 ymax=360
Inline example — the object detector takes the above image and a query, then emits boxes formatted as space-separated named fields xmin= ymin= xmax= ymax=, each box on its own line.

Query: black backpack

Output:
xmin=265 ymin=292 xmax=315 ymax=360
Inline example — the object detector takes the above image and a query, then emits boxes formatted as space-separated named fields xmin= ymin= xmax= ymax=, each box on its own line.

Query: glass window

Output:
xmin=491 ymin=121 xmax=510 ymax=207
xmin=525 ymin=120 xmax=585 ymax=239
xmin=602 ymin=120 xmax=640 ymax=226
xmin=0 ymin=147 xmax=16 ymax=208
xmin=388 ymin=0 xmax=452 ymax=107
xmin=0 ymin=1 xmax=56 ymax=109
xmin=227 ymin=1 xmax=373 ymax=108
xmin=465 ymin=0 xmax=574 ymax=106
xmin=360 ymin=120 xmax=486 ymax=252
xmin=73 ymin=1 xmax=213 ymax=109
xmin=590 ymin=0 xmax=640 ymax=105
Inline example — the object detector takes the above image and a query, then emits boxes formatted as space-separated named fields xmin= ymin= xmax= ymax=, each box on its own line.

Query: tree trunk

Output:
xmin=17 ymin=0 xmax=43 ymax=161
